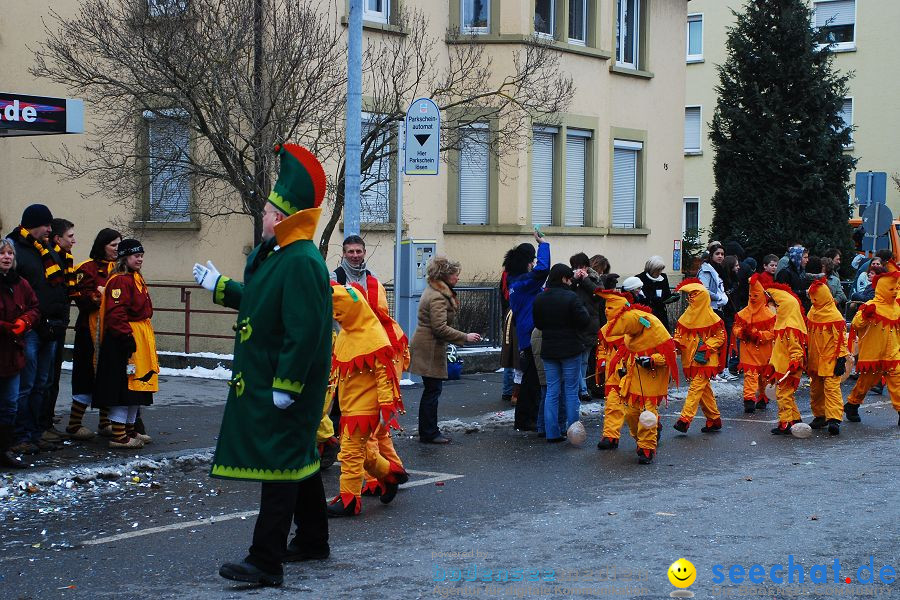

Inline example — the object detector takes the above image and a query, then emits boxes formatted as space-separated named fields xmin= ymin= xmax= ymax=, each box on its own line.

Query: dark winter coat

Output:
xmin=573 ymin=268 xmax=602 ymax=347
xmin=6 ymin=230 xmax=70 ymax=330
xmin=532 ymin=284 xmax=590 ymax=360
xmin=636 ymin=271 xmax=672 ymax=330
xmin=0 ymin=270 xmax=39 ymax=377
xmin=776 ymin=263 xmax=811 ymax=311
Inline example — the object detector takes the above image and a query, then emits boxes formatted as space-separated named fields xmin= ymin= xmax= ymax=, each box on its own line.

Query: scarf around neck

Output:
xmin=54 ymin=243 xmax=76 ymax=294
xmin=340 ymin=257 xmax=368 ymax=285
xmin=15 ymin=226 xmax=64 ymax=287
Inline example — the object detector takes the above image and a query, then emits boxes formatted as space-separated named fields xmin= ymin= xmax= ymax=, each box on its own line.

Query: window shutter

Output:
xmin=531 ymin=130 xmax=555 ymax=225
xmin=564 ymin=134 xmax=587 ymax=226
xmin=148 ymin=116 xmax=190 ymax=222
xmin=458 ymin=126 xmax=489 ymax=225
xmin=612 ymin=144 xmax=639 ymax=228
xmin=815 ymin=0 xmax=854 ymax=27
xmin=840 ymin=98 xmax=853 ymax=128
xmin=684 ymin=107 xmax=701 ymax=151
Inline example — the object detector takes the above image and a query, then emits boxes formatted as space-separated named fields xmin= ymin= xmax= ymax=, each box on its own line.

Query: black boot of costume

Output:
xmin=827 ymin=419 xmax=840 ymax=436
xmin=596 ymin=437 xmax=618 ymax=450
xmin=844 ymin=402 xmax=861 ymax=423
xmin=743 ymin=400 xmax=756 ymax=413
xmin=637 ymin=448 xmax=654 ymax=465
xmin=809 ymin=416 xmax=827 ymax=429
xmin=326 ymin=494 xmax=359 ymax=518
xmin=379 ymin=462 xmax=410 ymax=505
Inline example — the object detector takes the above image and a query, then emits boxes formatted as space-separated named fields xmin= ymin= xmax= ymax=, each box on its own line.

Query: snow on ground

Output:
xmin=61 ymin=361 xmax=232 ymax=380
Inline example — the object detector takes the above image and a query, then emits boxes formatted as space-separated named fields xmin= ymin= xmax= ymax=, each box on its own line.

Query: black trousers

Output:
xmin=418 ymin=376 xmax=444 ymax=441
xmin=247 ymin=472 xmax=328 ymax=573
xmin=514 ymin=347 xmax=540 ymax=430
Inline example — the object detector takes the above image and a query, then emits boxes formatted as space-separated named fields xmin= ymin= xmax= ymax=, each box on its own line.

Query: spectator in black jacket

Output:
xmin=570 ymin=253 xmax=601 ymax=403
xmin=635 ymin=256 xmax=672 ymax=331
xmin=533 ymin=264 xmax=590 ymax=443
xmin=776 ymin=245 xmax=811 ymax=311
xmin=6 ymin=204 xmax=69 ymax=454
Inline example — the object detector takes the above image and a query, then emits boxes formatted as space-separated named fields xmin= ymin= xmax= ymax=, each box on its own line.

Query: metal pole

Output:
xmin=344 ymin=0 xmax=363 ymax=237
xmin=394 ymin=120 xmax=404 ymax=318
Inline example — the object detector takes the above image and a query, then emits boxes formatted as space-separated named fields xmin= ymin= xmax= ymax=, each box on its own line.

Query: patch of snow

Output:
xmin=399 ymin=379 xmax=416 ymax=387
xmin=157 ymin=350 xmax=234 ymax=360
xmin=158 ymin=365 xmax=232 ymax=380
xmin=457 ymin=346 xmax=501 ymax=354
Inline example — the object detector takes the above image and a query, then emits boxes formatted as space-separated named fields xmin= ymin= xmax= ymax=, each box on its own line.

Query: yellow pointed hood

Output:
xmin=674 ymin=278 xmax=723 ymax=336
xmin=607 ymin=305 xmax=680 ymax=386
xmin=596 ymin=289 xmax=631 ymax=345
xmin=807 ymin=277 xmax=844 ymax=327
xmin=765 ymin=283 xmax=808 ymax=342
xmin=331 ymin=283 xmax=397 ymax=381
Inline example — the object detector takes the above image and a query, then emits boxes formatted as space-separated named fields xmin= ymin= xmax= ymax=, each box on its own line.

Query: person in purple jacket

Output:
xmin=507 ymin=230 xmax=550 ymax=431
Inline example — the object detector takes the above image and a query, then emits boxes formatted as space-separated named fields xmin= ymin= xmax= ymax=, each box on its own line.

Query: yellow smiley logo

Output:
xmin=668 ymin=558 xmax=696 ymax=588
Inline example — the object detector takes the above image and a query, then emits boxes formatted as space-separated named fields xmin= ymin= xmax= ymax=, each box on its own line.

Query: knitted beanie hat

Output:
xmin=21 ymin=204 xmax=54 ymax=228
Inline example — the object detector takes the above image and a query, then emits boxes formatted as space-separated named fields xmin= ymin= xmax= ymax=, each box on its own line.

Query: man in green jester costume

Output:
xmin=192 ymin=144 xmax=332 ymax=587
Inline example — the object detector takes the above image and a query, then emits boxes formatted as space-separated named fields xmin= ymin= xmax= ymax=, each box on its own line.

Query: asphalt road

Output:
xmin=1 ymin=371 xmax=898 ymax=599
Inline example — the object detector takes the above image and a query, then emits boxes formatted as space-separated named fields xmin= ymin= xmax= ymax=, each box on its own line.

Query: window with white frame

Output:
xmin=364 ymin=0 xmax=390 ymax=24
xmin=686 ymin=14 xmax=703 ymax=61
xmin=612 ymin=139 xmax=641 ymax=229
xmin=458 ymin=124 xmax=490 ymax=225
xmin=148 ymin=0 xmax=187 ymax=17
xmin=814 ymin=0 xmax=855 ymax=49
xmin=535 ymin=0 xmax=555 ymax=37
xmin=683 ymin=198 xmax=699 ymax=237
xmin=360 ymin=114 xmax=391 ymax=224
xmin=568 ymin=0 xmax=587 ymax=45
xmin=461 ymin=0 xmax=490 ymax=33
xmin=684 ymin=106 xmax=702 ymax=154
xmin=531 ymin=127 xmax=557 ymax=226
xmin=615 ymin=0 xmax=641 ymax=68
xmin=144 ymin=110 xmax=191 ymax=222
xmin=565 ymin=129 xmax=591 ymax=227
xmin=839 ymin=97 xmax=853 ymax=145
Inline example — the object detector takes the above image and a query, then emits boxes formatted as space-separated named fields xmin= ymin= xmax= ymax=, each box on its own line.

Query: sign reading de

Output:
xmin=0 ymin=92 xmax=84 ymax=137
xmin=405 ymin=98 xmax=440 ymax=175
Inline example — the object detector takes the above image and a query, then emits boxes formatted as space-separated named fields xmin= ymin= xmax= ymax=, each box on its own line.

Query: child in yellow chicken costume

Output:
xmin=329 ymin=282 xmax=408 ymax=517
xmin=764 ymin=284 xmax=808 ymax=435
xmin=806 ymin=278 xmax=849 ymax=435
xmin=672 ymin=279 xmax=727 ymax=434
xmin=594 ymin=290 xmax=632 ymax=450
xmin=607 ymin=305 xmax=679 ymax=464
xmin=845 ymin=271 xmax=900 ymax=427
xmin=732 ymin=274 xmax=776 ymax=413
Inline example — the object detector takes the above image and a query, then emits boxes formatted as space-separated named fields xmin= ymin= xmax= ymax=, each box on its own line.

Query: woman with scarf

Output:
xmin=776 ymin=245 xmax=811 ymax=311
xmin=806 ymin=278 xmax=849 ymax=435
xmin=672 ymin=279 xmax=727 ymax=434
xmin=606 ymin=304 xmax=679 ymax=464
xmin=732 ymin=274 xmax=776 ymax=413
xmin=92 ymin=239 xmax=159 ymax=449
xmin=764 ymin=284 xmax=808 ymax=435
xmin=0 ymin=238 xmax=39 ymax=468
xmin=65 ymin=228 xmax=121 ymax=439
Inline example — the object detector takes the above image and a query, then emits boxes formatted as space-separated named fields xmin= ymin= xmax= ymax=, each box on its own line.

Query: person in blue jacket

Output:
xmin=507 ymin=230 xmax=550 ymax=431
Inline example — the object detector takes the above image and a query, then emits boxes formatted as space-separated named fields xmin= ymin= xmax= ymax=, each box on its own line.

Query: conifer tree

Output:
xmin=710 ymin=0 xmax=856 ymax=261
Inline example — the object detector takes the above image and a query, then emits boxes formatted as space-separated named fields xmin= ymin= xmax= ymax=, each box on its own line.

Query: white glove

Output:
xmin=193 ymin=260 xmax=221 ymax=292
xmin=273 ymin=390 xmax=294 ymax=410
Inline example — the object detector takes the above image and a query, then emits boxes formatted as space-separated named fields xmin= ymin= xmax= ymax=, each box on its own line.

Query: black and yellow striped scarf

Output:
xmin=53 ymin=243 xmax=77 ymax=295
xmin=14 ymin=226 xmax=65 ymax=287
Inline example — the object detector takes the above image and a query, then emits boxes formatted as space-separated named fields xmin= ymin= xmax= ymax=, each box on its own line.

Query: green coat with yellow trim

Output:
xmin=210 ymin=207 xmax=332 ymax=482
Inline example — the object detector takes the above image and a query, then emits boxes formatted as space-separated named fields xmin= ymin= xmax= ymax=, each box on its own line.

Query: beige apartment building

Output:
xmin=684 ymin=0 xmax=900 ymax=238
xmin=0 ymin=0 xmax=689 ymax=351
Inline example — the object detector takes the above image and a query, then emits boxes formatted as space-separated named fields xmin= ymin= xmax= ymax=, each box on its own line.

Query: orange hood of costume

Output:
xmin=596 ymin=289 xmax=631 ymax=345
xmin=595 ymin=290 xmax=631 ymax=391
xmin=806 ymin=278 xmax=848 ymax=375
xmin=607 ymin=305 xmax=680 ymax=387
xmin=849 ymin=271 xmax=900 ymax=372
xmin=735 ymin=274 xmax=776 ymax=331
xmin=766 ymin=283 xmax=807 ymax=380
xmin=331 ymin=283 xmax=399 ymax=390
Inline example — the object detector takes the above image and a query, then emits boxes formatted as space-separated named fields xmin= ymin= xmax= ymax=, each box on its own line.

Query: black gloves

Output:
xmin=123 ymin=335 xmax=137 ymax=356
xmin=834 ymin=356 xmax=846 ymax=377
xmin=636 ymin=356 xmax=653 ymax=369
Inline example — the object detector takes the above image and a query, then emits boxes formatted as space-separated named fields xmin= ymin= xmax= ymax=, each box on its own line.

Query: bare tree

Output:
xmin=32 ymin=0 xmax=345 ymax=245
xmin=32 ymin=2 xmax=574 ymax=255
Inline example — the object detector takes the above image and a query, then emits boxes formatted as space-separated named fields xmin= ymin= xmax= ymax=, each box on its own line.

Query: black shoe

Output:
xmin=844 ymin=403 xmax=861 ymax=423
xmin=827 ymin=420 xmax=840 ymax=436
xmin=284 ymin=541 xmax=330 ymax=562
xmin=743 ymin=400 xmax=756 ymax=413
xmin=219 ymin=560 xmax=283 ymax=586
xmin=318 ymin=437 xmax=339 ymax=470
xmin=546 ymin=437 xmax=565 ymax=443
xmin=420 ymin=435 xmax=451 ymax=444
xmin=501 ymin=394 xmax=512 ymax=402
xmin=672 ymin=419 xmax=689 ymax=433
xmin=579 ymin=392 xmax=592 ymax=403
xmin=700 ymin=419 xmax=722 ymax=433
xmin=897 ymin=412 xmax=900 ymax=428
xmin=637 ymin=448 xmax=654 ymax=464
xmin=869 ymin=384 xmax=884 ymax=396
xmin=809 ymin=416 xmax=827 ymax=430
xmin=327 ymin=495 xmax=359 ymax=518
xmin=0 ymin=450 xmax=27 ymax=469
xmin=755 ymin=399 xmax=768 ymax=411
xmin=596 ymin=437 xmax=619 ymax=450
xmin=380 ymin=465 xmax=410 ymax=504
xmin=771 ymin=424 xmax=792 ymax=435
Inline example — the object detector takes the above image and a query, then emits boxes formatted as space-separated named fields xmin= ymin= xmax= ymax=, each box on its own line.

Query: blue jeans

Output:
xmin=0 ymin=374 xmax=20 ymax=426
xmin=579 ymin=349 xmax=590 ymax=395
xmin=543 ymin=355 xmax=581 ymax=440
xmin=536 ymin=384 xmax=566 ymax=436
xmin=502 ymin=367 xmax=515 ymax=397
xmin=14 ymin=331 xmax=56 ymax=443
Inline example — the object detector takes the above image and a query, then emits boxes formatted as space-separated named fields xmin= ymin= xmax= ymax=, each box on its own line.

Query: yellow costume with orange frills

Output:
xmin=806 ymin=278 xmax=849 ymax=426
xmin=330 ymin=283 xmax=407 ymax=514
xmin=765 ymin=284 xmax=808 ymax=433
xmin=846 ymin=272 xmax=900 ymax=420
xmin=607 ymin=305 xmax=679 ymax=462
xmin=732 ymin=274 xmax=776 ymax=409
xmin=672 ymin=279 xmax=726 ymax=432
xmin=594 ymin=290 xmax=632 ymax=447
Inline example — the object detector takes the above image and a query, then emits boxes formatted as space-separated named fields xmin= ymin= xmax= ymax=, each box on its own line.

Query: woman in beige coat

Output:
xmin=409 ymin=256 xmax=481 ymax=443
